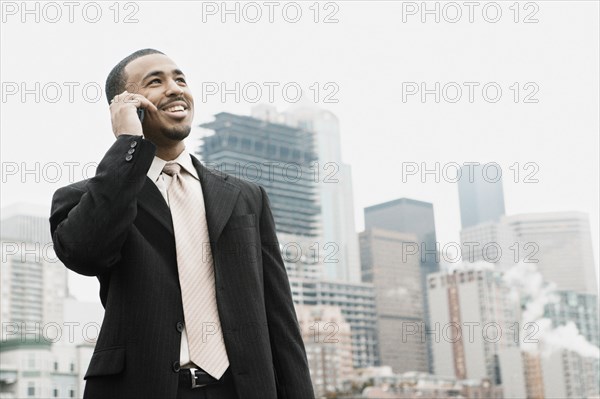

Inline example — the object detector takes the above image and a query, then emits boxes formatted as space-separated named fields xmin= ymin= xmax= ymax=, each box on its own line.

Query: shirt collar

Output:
xmin=147 ymin=147 xmax=199 ymax=182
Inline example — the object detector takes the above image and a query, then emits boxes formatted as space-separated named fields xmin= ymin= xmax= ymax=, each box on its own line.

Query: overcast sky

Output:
xmin=1 ymin=1 xmax=598 ymax=301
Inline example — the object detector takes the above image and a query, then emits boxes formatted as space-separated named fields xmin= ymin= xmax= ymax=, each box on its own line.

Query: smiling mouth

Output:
xmin=160 ymin=103 xmax=190 ymax=119
xmin=163 ymin=105 xmax=186 ymax=113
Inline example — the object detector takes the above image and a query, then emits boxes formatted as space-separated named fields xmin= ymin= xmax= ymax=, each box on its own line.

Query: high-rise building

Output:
xmin=544 ymin=290 xmax=599 ymax=348
xmin=359 ymin=228 xmax=428 ymax=373
xmin=457 ymin=163 xmax=506 ymax=229
xmin=199 ymin=112 xmax=322 ymax=279
xmin=364 ymin=198 xmax=439 ymax=372
xmin=462 ymin=212 xmax=598 ymax=293
xmin=282 ymin=105 xmax=361 ymax=283
xmin=459 ymin=219 xmax=515 ymax=271
xmin=427 ymin=265 xmax=527 ymax=398
xmin=0 ymin=204 xmax=53 ymax=244
xmin=296 ymin=305 xmax=353 ymax=397
xmin=1 ymin=205 xmax=67 ymax=328
xmin=199 ymin=111 xmax=320 ymax=238
xmin=541 ymin=349 xmax=600 ymax=399
xmin=505 ymin=212 xmax=598 ymax=294
xmin=0 ymin=204 xmax=91 ymax=398
xmin=290 ymin=278 xmax=378 ymax=369
xmin=523 ymin=352 xmax=545 ymax=399
xmin=252 ymin=104 xmax=362 ymax=283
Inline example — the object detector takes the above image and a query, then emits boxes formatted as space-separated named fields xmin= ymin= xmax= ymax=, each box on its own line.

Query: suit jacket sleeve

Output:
xmin=49 ymin=135 xmax=156 ymax=276
xmin=259 ymin=186 xmax=315 ymax=398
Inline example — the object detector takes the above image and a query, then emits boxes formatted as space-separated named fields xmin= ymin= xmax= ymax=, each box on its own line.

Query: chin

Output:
xmin=162 ymin=125 xmax=192 ymax=141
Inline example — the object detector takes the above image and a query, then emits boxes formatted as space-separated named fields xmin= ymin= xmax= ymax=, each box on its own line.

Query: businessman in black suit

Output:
xmin=49 ymin=49 xmax=314 ymax=399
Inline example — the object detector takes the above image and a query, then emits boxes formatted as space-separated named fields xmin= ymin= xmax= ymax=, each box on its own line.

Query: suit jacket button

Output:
xmin=172 ymin=361 xmax=180 ymax=373
xmin=127 ymin=148 xmax=136 ymax=154
xmin=176 ymin=322 xmax=184 ymax=333
xmin=125 ymin=154 xmax=133 ymax=162
xmin=130 ymin=141 xmax=138 ymax=148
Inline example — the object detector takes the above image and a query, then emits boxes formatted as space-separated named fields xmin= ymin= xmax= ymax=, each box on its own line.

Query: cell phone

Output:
xmin=137 ymin=108 xmax=145 ymax=123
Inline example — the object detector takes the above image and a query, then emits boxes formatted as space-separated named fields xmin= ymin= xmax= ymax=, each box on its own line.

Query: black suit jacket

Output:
xmin=49 ymin=135 xmax=314 ymax=399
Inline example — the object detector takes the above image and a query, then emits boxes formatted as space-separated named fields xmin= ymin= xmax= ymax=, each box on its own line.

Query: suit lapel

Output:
xmin=136 ymin=157 xmax=240 ymax=245
xmin=137 ymin=177 xmax=174 ymax=235
xmin=192 ymin=156 xmax=240 ymax=245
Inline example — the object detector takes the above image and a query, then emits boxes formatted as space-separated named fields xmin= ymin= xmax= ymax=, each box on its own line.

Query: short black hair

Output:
xmin=105 ymin=48 xmax=165 ymax=105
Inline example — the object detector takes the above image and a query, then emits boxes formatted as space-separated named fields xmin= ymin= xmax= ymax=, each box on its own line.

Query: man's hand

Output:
xmin=109 ymin=90 xmax=158 ymax=138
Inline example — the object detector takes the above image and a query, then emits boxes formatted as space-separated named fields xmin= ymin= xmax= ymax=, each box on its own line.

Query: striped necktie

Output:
xmin=162 ymin=162 xmax=230 ymax=379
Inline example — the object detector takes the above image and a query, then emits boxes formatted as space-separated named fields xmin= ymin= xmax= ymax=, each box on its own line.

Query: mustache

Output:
xmin=160 ymin=97 xmax=189 ymax=109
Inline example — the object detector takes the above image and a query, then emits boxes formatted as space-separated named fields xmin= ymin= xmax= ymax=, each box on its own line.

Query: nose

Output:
xmin=165 ymin=78 xmax=184 ymax=96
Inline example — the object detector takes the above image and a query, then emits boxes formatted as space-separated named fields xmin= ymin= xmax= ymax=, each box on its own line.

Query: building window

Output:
xmin=53 ymin=387 xmax=59 ymax=397
xmin=54 ymin=361 xmax=58 ymax=371
xmin=27 ymin=382 xmax=35 ymax=397
xmin=70 ymin=362 xmax=75 ymax=372
xmin=69 ymin=388 xmax=76 ymax=398
xmin=27 ymin=354 xmax=36 ymax=369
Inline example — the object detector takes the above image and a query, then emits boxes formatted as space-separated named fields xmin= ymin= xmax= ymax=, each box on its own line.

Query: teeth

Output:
xmin=165 ymin=105 xmax=185 ymax=112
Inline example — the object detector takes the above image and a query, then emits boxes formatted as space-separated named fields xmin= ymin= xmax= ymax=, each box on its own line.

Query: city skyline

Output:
xmin=2 ymin=106 xmax=598 ymax=396
xmin=3 ymin=103 xmax=599 ymax=301
xmin=2 ymin=2 xmax=598 ymax=294
xmin=3 ymin=197 xmax=597 ymax=397
xmin=2 ymin=2 xmax=599 ymax=397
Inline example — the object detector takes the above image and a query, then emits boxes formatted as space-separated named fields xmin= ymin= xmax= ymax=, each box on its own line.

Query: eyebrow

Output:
xmin=142 ymin=69 xmax=186 ymax=82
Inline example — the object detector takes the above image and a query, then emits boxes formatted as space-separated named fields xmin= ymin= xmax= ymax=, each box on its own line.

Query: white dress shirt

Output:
xmin=146 ymin=147 xmax=204 ymax=368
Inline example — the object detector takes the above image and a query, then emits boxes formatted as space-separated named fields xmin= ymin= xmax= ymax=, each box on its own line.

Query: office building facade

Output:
xmin=544 ymin=290 xmax=599 ymax=348
xmin=199 ymin=112 xmax=322 ymax=279
xmin=460 ymin=212 xmax=598 ymax=294
xmin=0 ymin=207 xmax=67 ymax=329
xmin=296 ymin=305 xmax=353 ymax=397
xmin=359 ymin=228 xmax=428 ymax=373
xmin=457 ymin=163 xmax=506 ymax=229
xmin=364 ymin=198 xmax=439 ymax=372
xmin=290 ymin=278 xmax=378 ymax=369
xmin=251 ymin=104 xmax=361 ymax=283
xmin=427 ymin=266 xmax=527 ymax=398
xmin=541 ymin=349 xmax=600 ymax=399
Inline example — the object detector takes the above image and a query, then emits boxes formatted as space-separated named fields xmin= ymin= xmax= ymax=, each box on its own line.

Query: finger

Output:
xmin=111 ymin=92 xmax=158 ymax=112
xmin=136 ymin=96 xmax=159 ymax=112
xmin=117 ymin=90 xmax=134 ymax=101
xmin=122 ymin=93 xmax=141 ymax=104
xmin=110 ymin=91 xmax=133 ymax=105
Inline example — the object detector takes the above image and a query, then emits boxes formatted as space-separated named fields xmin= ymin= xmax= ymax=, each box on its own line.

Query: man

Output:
xmin=49 ymin=49 xmax=314 ymax=399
